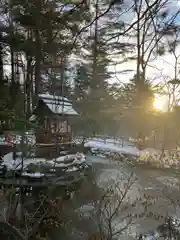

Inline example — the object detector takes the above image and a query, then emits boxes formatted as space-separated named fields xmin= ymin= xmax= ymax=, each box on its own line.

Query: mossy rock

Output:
xmin=27 ymin=163 xmax=42 ymax=173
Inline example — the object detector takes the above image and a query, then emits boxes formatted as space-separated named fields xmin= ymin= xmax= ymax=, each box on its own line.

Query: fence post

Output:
xmin=121 ymin=137 xmax=124 ymax=147
xmin=153 ymin=133 xmax=156 ymax=148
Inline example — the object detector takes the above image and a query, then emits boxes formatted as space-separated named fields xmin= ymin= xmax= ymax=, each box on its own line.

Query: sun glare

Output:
xmin=153 ymin=98 xmax=164 ymax=111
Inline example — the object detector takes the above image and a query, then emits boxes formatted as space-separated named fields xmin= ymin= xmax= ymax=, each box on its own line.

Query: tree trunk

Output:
xmin=10 ymin=45 xmax=15 ymax=85
xmin=26 ymin=56 xmax=32 ymax=118
xmin=91 ymin=0 xmax=99 ymax=94
xmin=34 ymin=28 xmax=41 ymax=102
xmin=0 ymin=33 xmax=3 ymax=83
xmin=136 ymin=1 xmax=143 ymax=136
xmin=26 ymin=30 xmax=33 ymax=116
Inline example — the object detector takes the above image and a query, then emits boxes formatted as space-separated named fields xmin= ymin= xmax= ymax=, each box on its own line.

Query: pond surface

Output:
xmin=34 ymin=155 xmax=180 ymax=240
xmin=84 ymin=155 xmax=180 ymax=239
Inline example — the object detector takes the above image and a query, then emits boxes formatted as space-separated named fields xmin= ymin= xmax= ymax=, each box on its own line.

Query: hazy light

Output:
xmin=153 ymin=97 xmax=166 ymax=112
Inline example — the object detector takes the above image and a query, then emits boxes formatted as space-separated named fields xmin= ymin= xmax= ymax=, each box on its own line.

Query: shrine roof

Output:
xmin=38 ymin=93 xmax=78 ymax=116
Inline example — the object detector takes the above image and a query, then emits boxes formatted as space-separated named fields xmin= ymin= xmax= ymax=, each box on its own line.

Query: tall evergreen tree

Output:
xmin=73 ymin=13 xmax=114 ymax=135
xmin=2 ymin=0 xmax=90 ymax=112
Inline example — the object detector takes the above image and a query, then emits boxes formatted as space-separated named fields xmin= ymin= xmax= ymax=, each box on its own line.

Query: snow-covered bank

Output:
xmin=85 ymin=139 xmax=159 ymax=157
xmin=85 ymin=139 xmax=180 ymax=169
xmin=1 ymin=152 xmax=89 ymax=177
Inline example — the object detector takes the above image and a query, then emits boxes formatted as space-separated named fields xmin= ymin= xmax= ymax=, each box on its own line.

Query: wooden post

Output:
xmin=153 ymin=133 xmax=156 ymax=148
xmin=121 ymin=137 xmax=124 ymax=147
xmin=114 ymin=135 xmax=115 ymax=145
xmin=19 ymin=187 xmax=25 ymax=226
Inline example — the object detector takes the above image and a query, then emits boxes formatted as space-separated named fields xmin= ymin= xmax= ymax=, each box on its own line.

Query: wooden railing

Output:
xmin=36 ymin=132 xmax=72 ymax=144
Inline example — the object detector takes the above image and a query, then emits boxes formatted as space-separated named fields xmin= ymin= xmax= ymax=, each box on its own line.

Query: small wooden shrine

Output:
xmin=31 ymin=94 xmax=78 ymax=147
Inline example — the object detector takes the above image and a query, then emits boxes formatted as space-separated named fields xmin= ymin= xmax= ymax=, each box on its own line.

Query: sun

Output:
xmin=153 ymin=98 xmax=164 ymax=111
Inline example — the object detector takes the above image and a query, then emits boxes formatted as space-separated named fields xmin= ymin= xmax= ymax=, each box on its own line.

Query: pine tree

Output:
xmin=3 ymin=0 xmax=91 ymax=112
xmin=73 ymin=27 xmax=114 ymax=135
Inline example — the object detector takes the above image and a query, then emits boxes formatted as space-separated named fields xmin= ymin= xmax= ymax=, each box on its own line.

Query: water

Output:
xmin=85 ymin=155 xmax=180 ymax=239
xmin=36 ymin=155 xmax=180 ymax=239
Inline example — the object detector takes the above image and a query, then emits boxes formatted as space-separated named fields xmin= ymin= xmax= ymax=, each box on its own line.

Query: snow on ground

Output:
xmin=22 ymin=172 xmax=45 ymax=177
xmin=0 ymin=133 xmax=35 ymax=145
xmin=85 ymin=139 xmax=160 ymax=157
xmin=85 ymin=138 xmax=180 ymax=169
xmin=3 ymin=152 xmax=46 ymax=170
xmin=2 ymin=152 xmax=87 ymax=174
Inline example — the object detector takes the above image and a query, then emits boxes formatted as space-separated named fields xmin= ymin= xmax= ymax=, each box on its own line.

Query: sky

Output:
xmin=109 ymin=43 xmax=180 ymax=111
xmin=110 ymin=49 xmax=180 ymax=84
xmin=108 ymin=0 xmax=180 ymax=82
xmin=107 ymin=0 xmax=180 ymax=110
